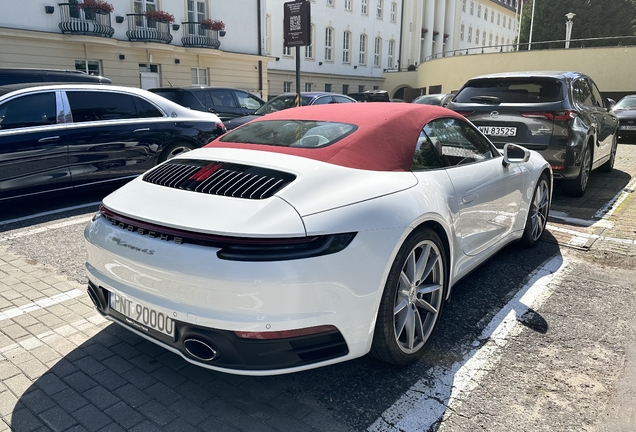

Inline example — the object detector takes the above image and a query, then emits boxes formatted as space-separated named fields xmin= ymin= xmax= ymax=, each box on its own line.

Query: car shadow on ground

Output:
xmin=8 ymin=235 xmax=562 ymax=431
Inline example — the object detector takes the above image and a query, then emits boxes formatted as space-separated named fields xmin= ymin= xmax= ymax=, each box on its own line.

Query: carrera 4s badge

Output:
xmin=111 ymin=237 xmax=155 ymax=255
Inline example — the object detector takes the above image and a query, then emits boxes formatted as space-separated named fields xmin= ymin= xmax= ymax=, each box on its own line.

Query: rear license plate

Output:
xmin=109 ymin=292 xmax=175 ymax=338
xmin=621 ymin=125 xmax=636 ymax=130
xmin=479 ymin=126 xmax=517 ymax=137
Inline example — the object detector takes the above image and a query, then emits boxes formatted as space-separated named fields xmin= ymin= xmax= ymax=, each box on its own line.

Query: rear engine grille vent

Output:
xmin=143 ymin=159 xmax=296 ymax=199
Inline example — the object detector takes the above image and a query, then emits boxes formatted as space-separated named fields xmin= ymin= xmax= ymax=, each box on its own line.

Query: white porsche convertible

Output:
xmin=84 ymin=103 xmax=552 ymax=375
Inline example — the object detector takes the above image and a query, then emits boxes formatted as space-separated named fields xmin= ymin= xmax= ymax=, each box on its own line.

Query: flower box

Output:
xmin=200 ymin=18 xmax=225 ymax=31
xmin=77 ymin=0 xmax=114 ymax=14
xmin=144 ymin=10 xmax=175 ymax=24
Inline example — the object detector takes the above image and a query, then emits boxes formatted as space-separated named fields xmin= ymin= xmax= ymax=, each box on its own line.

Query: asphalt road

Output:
xmin=1 ymin=144 xmax=635 ymax=432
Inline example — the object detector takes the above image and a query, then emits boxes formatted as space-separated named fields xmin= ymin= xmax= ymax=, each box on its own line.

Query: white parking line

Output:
xmin=593 ymin=176 xmax=636 ymax=219
xmin=0 ymin=216 xmax=92 ymax=242
xmin=0 ymin=289 xmax=85 ymax=322
xmin=0 ymin=202 xmax=100 ymax=226
xmin=368 ymin=254 xmax=568 ymax=432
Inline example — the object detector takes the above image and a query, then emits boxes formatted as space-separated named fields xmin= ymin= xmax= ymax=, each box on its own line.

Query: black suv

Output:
xmin=446 ymin=71 xmax=619 ymax=197
xmin=0 ymin=68 xmax=112 ymax=85
xmin=149 ymin=86 xmax=265 ymax=122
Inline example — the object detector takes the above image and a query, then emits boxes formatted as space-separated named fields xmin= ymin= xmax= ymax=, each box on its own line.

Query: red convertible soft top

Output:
xmin=206 ymin=102 xmax=465 ymax=172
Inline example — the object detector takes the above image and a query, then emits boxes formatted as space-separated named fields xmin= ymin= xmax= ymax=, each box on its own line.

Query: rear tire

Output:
xmin=159 ymin=142 xmax=194 ymax=163
xmin=563 ymin=143 xmax=591 ymax=197
xmin=521 ymin=174 xmax=550 ymax=247
xmin=370 ymin=228 xmax=446 ymax=365
xmin=598 ymin=133 xmax=618 ymax=173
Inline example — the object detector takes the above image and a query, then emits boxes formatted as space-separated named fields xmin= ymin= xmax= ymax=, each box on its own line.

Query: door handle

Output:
xmin=37 ymin=136 xmax=60 ymax=143
xmin=133 ymin=128 xmax=150 ymax=133
xmin=462 ymin=194 xmax=476 ymax=205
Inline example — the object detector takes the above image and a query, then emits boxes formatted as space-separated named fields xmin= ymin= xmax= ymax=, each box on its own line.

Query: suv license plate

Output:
xmin=109 ymin=292 xmax=175 ymax=338
xmin=621 ymin=125 xmax=636 ymax=130
xmin=479 ymin=126 xmax=517 ymax=137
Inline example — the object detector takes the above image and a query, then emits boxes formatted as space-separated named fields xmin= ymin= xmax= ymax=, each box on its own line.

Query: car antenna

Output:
xmin=161 ymin=71 xmax=173 ymax=87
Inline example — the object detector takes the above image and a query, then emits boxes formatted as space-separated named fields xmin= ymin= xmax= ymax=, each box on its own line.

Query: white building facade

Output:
xmin=265 ymin=0 xmax=402 ymax=97
xmin=0 ymin=0 xmax=268 ymax=95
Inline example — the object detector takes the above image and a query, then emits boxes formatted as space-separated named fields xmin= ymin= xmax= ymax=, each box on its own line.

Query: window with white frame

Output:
xmin=327 ymin=0 xmax=334 ymax=6
xmin=468 ymin=26 xmax=472 ymax=43
xmin=497 ymin=13 xmax=500 ymax=25
xmin=390 ymin=2 xmax=396 ymax=22
xmin=388 ymin=39 xmax=394 ymax=68
xmin=470 ymin=1 xmax=474 ymax=15
xmin=305 ymin=82 xmax=313 ymax=91
xmin=358 ymin=85 xmax=365 ymax=92
xmin=489 ymin=33 xmax=492 ymax=45
xmin=284 ymin=81 xmax=293 ymax=92
xmin=373 ymin=37 xmax=381 ymax=66
xmin=325 ymin=83 xmax=332 ymax=92
xmin=190 ymin=68 xmax=207 ymax=85
xmin=187 ymin=0 xmax=206 ymax=35
xmin=482 ymin=31 xmax=486 ymax=46
xmin=325 ymin=27 xmax=333 ymax=61
xmin=283 ymin=45 xmax=292 ymax=56
xmin=495 ymin=35 xmax=499 ymax=46
xmin=75 ymin=60 xmax=102 ymax=76
xmin=484 ymin=7 xmax=488 ymax=20
xmin=460 ymin=24 xmax=464 ymax=41
xmin=361 ymin=0 xmax=367 ymax=14
xmin=359 ymin=34 xmax=367 ymax=64
xmin=376 ymin=0 xmax=383 ymax=19
xmin=345 ymin=0 xmax=351 ymax=10
xmin=342 ymin=84 xmax=349 ymax=94
xmin=134 ymin=0 xmax=156 ymax=26
xmin=462 ymin=0 xmax=466 ymax=12
xmin=343 ymin=31 xmax=351 ymax=63
xmin=477 ymin=4 xmax=481 ymax=17
xmin=266 ymin=14 xmax=271 ymax=55
xmin=476 ymin=29 xmax=480 ymax=45
xmin=509 ymin=18 xmax=512 ymax=29
xmin=305 ymin=24 xmax=315 ymax=58
xmin=491 ymin=10 xmax=494 ymax=22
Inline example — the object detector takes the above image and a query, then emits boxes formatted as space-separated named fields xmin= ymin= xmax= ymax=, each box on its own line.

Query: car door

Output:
xmin=0 ymin=90 xmax=70 ymax=200
xmin=423 ymin=117 xmax=525 ymax=256
xmin=589 ymin=78 xmax=618 ymax=161
xmin=572 ymin=78 xmax=604 ymax=155
xmin=205 ymin=89 xmax=243 ymax=121
xmin=233 ymin=90 xmax=264 ymax=115
xmin=64 ymin=89 xmax=161 ymax=186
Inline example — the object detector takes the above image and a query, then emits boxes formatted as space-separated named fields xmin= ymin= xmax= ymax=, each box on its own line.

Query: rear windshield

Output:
xmin=219 ymin=120 xmax=357 ymax=148
xmin=454 ymin=78 xmax=563 ymax=104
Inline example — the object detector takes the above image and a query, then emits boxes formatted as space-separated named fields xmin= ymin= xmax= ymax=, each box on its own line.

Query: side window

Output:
xmin=135 ymin=97 xmax=163 ymax=118
xmin=423 ymin=118 xmax=495 ymax=166
xmin=573 ymin=79 xmax=594 ymax=106
xmin=207 ymin=89 xmax=238 ymax=108
xmin=589 ymin=80 xmax=605 ymax=108
xmin=311 ymin=96 xmax=334 ymax=105
xmin=0 ymin=92 xmax=57 ymax=130
xmin=333 ymin=95 xmax=355 ymax=103
xmin=235 ymin=90 xmax=263 ymax=110
xmin=66 ymin=91 xmax=139 ymax=122
xmin=411 ymin=129 xmax=443 ymax=170
xmin=182 ymin=91 xmax=205 ymax=111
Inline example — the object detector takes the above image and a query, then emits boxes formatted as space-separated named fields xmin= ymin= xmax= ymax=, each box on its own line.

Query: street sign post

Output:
xmin=283 ymin=0 xmax=311 ymax=107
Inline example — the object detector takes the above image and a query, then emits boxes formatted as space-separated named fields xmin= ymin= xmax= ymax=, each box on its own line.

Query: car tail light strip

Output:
xmin=521 ymin=110 xmax=577 ymax=121
xmin=143 ymin=159 xmax=296 ymax=200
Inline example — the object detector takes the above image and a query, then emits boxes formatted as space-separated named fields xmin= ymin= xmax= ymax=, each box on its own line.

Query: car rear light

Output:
xmin=234 ymin=325 xmax=338 ymax=340
xmin=95 ymin=205 xmax=356 ymax=261
xmin=521 ymin=110 xmax=577 ymax=121
xmin=454 ymin=111 xmax=474 ymax=117
xmin=551 ymin=165 xmax=566 ymax=170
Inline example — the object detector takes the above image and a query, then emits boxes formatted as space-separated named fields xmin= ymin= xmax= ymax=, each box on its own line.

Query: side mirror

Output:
xmin=606 ymin=98 xmax=616 ymax=109
xmin=503 ymin=143 xmax=530 ymax=167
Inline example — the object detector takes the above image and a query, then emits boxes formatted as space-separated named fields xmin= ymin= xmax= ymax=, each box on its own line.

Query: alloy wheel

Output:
xmin=529 ymin=178 xmax=550 ymax=242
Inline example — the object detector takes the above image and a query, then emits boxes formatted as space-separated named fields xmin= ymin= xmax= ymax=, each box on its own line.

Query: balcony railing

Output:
xmin=126 ymin=13 xmax=173 ymax=44
xmin=180 ymin=22 xmax=221 ymax=49
xmin=58 ymin=3 xmax=114 ymax=38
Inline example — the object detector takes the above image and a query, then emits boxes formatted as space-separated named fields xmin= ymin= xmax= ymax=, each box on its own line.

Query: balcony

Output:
xmin=58 ymin=3 xmax=114 ymax=38
xmin=125 ymin=13 xmax=173 ymax=44
xmin=180 ymin=22 xmax=221 ymax=49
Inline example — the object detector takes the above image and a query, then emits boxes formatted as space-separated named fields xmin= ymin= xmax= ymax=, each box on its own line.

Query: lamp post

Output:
xmin=565 ymin=12 xmax=575 ymax=49
xmin=528 ymin=0 xmax=536 ymax=50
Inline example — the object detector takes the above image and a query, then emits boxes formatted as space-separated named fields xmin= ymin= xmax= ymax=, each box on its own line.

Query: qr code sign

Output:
xmin=290 ymin=15 xmax=301 ymax=31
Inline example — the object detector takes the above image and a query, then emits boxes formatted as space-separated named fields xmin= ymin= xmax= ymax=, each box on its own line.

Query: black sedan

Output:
xmin=612 ymin=95 xmax=636 ymax=142
xmin=223 ymin=92 xmax=356 ymax=131
xmin=0 ymin=83 xmax=226 ymax=202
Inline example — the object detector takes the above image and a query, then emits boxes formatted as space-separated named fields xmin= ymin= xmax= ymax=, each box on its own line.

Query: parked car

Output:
xmin=446 ymin=71 xmax=619 ymax=197
xmin=148 ymin=86 xmax=265 ymax=122
xmin=0 ymin=83 xmax=225 ymax=202
xmin=612 ymin=94 xmax=636 ymax=142
xmin=84 ymin=103 xmax=552 ymax=375
xmin=0 ymin=67 xmax=111 ymax=85
xmin=412 ymin=93 xmax=454 ymax=106
xmin=347 ymin=90 xmax=391 ymax=102
xmin=223 ymin=92 xmax=356 ymax=130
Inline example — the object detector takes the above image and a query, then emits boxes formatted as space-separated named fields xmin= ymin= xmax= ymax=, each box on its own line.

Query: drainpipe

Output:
xmin=398 ymin=0 xmax=404 ymax=71
xmin=257 ymin=0 xmax=263 ymax=96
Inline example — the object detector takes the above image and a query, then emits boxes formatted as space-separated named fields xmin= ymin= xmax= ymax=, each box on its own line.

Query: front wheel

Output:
xmin=370 ymin=228 xmax=446 ymax=365
xmin=521 ymin=174 xmax=550 ymax=247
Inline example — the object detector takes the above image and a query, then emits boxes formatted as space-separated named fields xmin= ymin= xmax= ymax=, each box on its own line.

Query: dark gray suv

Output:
xmin=446 ymin=71 xmax=619 ymax=197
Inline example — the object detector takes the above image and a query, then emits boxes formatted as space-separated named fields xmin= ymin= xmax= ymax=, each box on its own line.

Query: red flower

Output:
xmin=200 ymin=18 xmax=225 ymax=31
xmin=77 ymin=0 xmax=114 ymax=14
xmin=144 ymin=10 xmax=175 ymax=23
